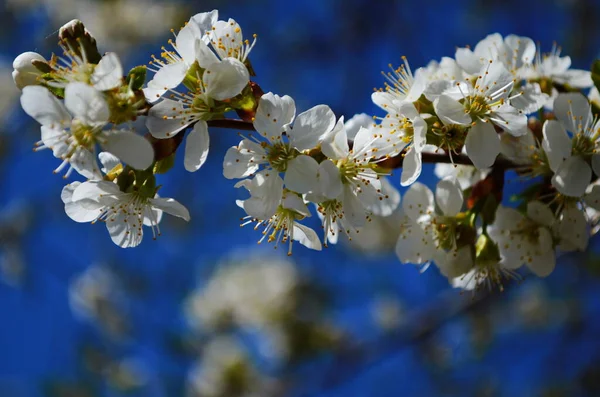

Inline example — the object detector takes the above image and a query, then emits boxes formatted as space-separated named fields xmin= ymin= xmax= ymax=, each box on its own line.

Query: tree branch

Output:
xmin=205 ymin=118 xmax=519 ymax=170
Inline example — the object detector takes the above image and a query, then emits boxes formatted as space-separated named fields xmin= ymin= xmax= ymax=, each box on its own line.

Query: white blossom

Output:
xmin=21 ymin=83 xmax=153 ymax=178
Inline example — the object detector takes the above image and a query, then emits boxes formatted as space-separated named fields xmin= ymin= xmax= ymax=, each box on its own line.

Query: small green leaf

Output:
xmin=591 ymin=60 xmax=600 ymax=94
xmin=126 ymin=65 xmax=147 ymax=91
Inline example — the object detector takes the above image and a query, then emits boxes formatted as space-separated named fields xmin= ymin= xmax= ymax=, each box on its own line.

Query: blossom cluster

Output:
xmin=13 ymin=13 xmax=600 ymax=290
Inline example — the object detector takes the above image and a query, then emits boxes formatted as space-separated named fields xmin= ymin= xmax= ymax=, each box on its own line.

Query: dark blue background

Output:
xmin=2 ymin=0 xmax=600 ymax=396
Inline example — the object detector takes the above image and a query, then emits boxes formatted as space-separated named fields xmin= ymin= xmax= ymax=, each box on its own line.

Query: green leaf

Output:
xmin=126 ymin=65 xmax=147 ymax=91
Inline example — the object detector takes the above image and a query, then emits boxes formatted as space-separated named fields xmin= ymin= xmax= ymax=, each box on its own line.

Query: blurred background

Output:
xmin=2 ymin=0 xmax=600 ymax=396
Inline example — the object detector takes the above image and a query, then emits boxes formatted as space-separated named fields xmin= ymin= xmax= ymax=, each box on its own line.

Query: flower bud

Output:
xmin=58 ymin=19 xmax=102 ymax=64
xmin=12 ymin=52 xmax=46 ymax=89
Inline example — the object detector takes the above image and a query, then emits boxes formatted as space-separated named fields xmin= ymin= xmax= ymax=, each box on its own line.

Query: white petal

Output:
xmin=175 ymin=23 xmax=199 ymax=64
xmin=149 ymin=197 xmax=190 ymax=221
xmin=434 ymin=95 xmax=471 ymax=126
xmin=146 ymin=98 xmax=189 ymax=139
xmin=542 ymin=120 xmax=572 ymax=172
xmin=465 ymin=122 xmax=500 ymax=169
xmin=143 ymin=62 xmax=188 ymax=102
xmin=552 ymin=155 xmax=591 ymax=198
xmin=553 ymin=92 xmax=592 ymax=134
xmin=477 ymin=60 xmax=514 ymax=98
xmin=203 ymin=58 xmax=249 ymax=101
xmin=402 ymin=182 xmax=434 ymax=222
xmin=510 ymin=83 xmax=548 ymax=114
xmin=558 ymin=205 xmax=589 ymax=252
xmin=72 ymin=180 xmax=122 ymax=203
xmin=253 ymin=92 xmax=296 ymax=139
xmin=292 ymin=223 xmax=322 ymax=251
xmin=195 ymin=39 xmax=220 ymax=69
xmin=344 ymin=113 xmax=373 ymax=140
xmin=321 ymin=117 xmax=349 ymax=160
xmin=222 ymin=139 xmax=263 ymax=179
xmin=41 ymin=125 xmax=70 ymax=158
xmin=184 ymin=121 xmax=209 ymax=172
xmin=455 ymin=48 xmax=481 ymax=75
xmin=584 ymin=184 xmax=600 ymax=211
xmin=504 ymin=34 xmax=536 ymax=69
xmin=62 ymin=182 xmax=102 ymax=223
xmin=526 ymin=228 xmax=555 ymax=277
xmin=92 ymin=52 xmax=123 ymax=91
xmin=436 ymin=177 xmax=463 ymax=216
xmin=102 ymin=131 xmax=154 ymax=170
xmin=70 ymin=148 xmax=102 ymax=180
xmin=400 ymin=147 xmax=422 ymax=186
xmin=190 ymin=10 xmax=218 ymax=37
xmin=395 ymin=222 xmax=435 ymax=264
xmin=491 ymin=206 xmax=525 ymax=232
xmin=412 ymin=117 xmax=428 ymax=152
xmin=560 ymin=69 xmax=593 ymax=89
xmin=284 ymin=155 xmax=320 ymax=194
xmin=369 ymin=177 xmax=401 ymax=217
xmin=106 ymin=211 xmax=143 ymax=248
xmin=287 ymin=105 xmax=336 ymax=151
xmin=98 ymin=152 xmax=121 ymax=173
xmin=317 ymin=159 xmax=342 ymax=200
xmin=64 ymin=82 xmax=109 ymax=124
xmin=526 ymin=201 xmax=554 ymax=227
xmin=341 ymin=185 xmax=368 ymax=227
xmin=492 ymin=104 xmax=527 ymax=136
xmin=12 ymin=51 xmax=45 ymax=89
xmin=20 ymin=86 xmax=71 ymax=127
xmin=371 ymin=91 xmax=396 ymax=111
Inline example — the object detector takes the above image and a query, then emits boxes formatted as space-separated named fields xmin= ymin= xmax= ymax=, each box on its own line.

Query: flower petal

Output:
xmin=253 ymin=92 xmax=295 ymax=140
xmin=317 ymin=159 xmax=342 ymax=200
xmin=542 ymin=120 xmax=571 ymax=172
xmin=552 ymin=155 xmax=591 ymax=198
xmin=402 ymin=182 xmax=434 ymax=222
xmin=64 ymin=82 xmax=109 ymax=124
xmin=20 ymin=86 xmax=71 ymax=127
xmin=526 ymin=201 xmax=554 ymax=227
xmin=62 ymin=182 xmax=102 ymax=223
xmin=465 ymin=122 xmax=500 ymax=169
xmin=143 ymin=62 xmax=188 ymax=102
xmin=292 ymin=222 xmax=322 ymax=252
xmin=436 ymin=177 xmax=463 ymax=216
xmin=434 ymin=95 xmax=471 ymax=126
xmin=553 ymin=92 xmax=592 ymax=134
xmin=106 ymin=211 xmax=144 ymax=248
xmin=203 ymin=58 xmax=249 ymax=101
xmin=287 ymin=105 xmax=336 ymax=151
xmin=284 ymin=155 xmax=320 ymax=194
xmin=147 ymin=98 xmax=190 ymax=139
xmin=184 ymin=121 xmax=210 ymax=172
xmin=92 ymin=52 xmax=123 ymax=91
xmin=400 ymin=147 xmax=422 ymax=186
xmin=102 ymin=131 xmax=154 ymax=170
xmin=149 ymin=197 xmax=190 ymax=221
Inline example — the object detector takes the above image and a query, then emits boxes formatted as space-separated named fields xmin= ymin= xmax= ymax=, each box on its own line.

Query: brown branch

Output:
xmin=205 ymin=118 xmax=520 ymax=170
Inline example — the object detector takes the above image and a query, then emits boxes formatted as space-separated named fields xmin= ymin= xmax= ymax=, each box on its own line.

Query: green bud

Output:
xmin=126 ymin=65 xmax=147 ymax=91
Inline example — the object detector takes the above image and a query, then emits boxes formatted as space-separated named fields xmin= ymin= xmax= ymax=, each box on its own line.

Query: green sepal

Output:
xmin=480 ymin=194 xmax=498 ymax=225
xmin=126 ymin=65 xmax=147 ymax=91
xmin=116 ymin=167 xmax=135 ymax=193
xmin=153 ymin=152 xmax=176 ymax=174
xmin=41 ymin=79 xmax=65 ymax=98
xmin=591 ymin=60 xmax=600 ymax=94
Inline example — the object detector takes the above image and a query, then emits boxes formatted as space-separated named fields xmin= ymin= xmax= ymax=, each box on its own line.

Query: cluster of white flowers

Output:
xmin=13 ymin=13 xmax=600 ymax=289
